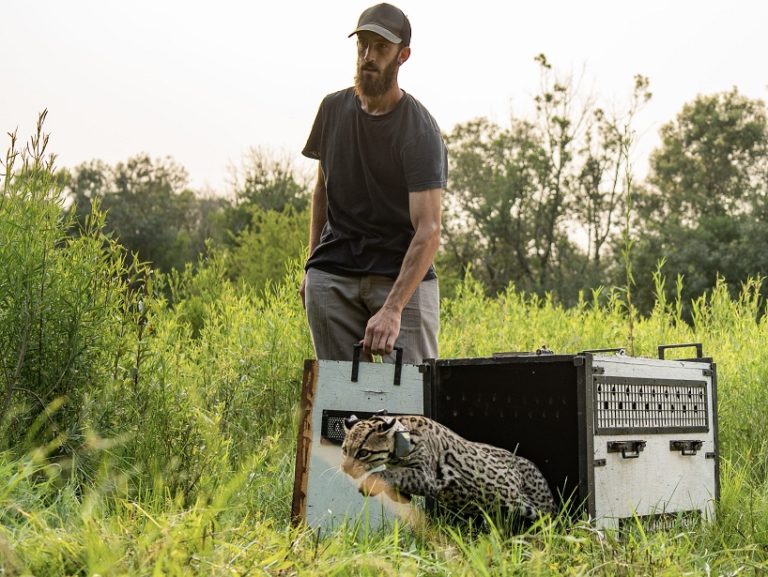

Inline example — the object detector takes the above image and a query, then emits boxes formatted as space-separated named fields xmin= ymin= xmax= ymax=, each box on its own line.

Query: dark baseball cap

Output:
xmin=348 ymin=3 xmax=411 ymax=46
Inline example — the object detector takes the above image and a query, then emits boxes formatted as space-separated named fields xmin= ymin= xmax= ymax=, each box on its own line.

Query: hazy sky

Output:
xmin=3 ymin=1 xmax=767 ymax=193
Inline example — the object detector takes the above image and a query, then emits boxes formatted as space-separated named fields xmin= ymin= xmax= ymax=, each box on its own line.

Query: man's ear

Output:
xmin=397 ymin=46 xmax=411 ymax=66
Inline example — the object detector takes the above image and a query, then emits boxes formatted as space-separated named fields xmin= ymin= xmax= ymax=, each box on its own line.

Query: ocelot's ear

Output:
xmin=379 ymin=416 xmax=397 ymax=430
xmin=344 ymin=414 xmax=360 ymax=433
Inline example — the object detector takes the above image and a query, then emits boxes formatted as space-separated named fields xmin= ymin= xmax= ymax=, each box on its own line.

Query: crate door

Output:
xmin=587 ymin=355 xmax=718 ymax=530
xmin=429 ymin=356 xmax=584 ymax=512
xmin=291 ymin=359 xmax=426 ymax=533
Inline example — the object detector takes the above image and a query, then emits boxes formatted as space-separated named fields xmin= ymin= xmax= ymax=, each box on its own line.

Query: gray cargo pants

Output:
xmin=304 ymin=267 xmax=439 ymax=364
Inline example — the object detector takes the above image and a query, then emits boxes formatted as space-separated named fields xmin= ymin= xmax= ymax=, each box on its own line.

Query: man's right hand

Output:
xmin=363 ymin=303 xmax=402 ymax=357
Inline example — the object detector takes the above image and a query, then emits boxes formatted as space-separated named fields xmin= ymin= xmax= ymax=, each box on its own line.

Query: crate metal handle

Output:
xmin=607 ymin=440 xmax=647 ymax=459
xmin=658 ymin=343 xmax=703 ymax=360
xmin=351 ymin=344 xmax=404 ymax=386
xmin=351 ymin=344 xmax=362 ymax=382
xmin=670 ymin=440 xmax=703 ymax=456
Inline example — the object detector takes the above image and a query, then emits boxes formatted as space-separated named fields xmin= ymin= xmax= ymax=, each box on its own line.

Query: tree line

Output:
xmin=63 ymin=56 xmax=768 ymax=315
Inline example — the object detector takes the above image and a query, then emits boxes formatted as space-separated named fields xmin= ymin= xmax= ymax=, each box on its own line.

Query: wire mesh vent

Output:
xmin=594 ymin=376 xmax=709 ymax=433
xmin=321 ymin=410 xmax=400 ymax=445
xmin=321 ymin=411 xmax=351 ymax=445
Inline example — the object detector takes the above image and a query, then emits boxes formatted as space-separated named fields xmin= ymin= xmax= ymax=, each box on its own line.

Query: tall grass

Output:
xmin=3 ymin=123 xmax=768 ymax=574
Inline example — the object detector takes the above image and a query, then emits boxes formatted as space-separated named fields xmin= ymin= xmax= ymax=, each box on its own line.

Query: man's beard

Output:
xmin=354 ymin=56 xmax=398 ymax=98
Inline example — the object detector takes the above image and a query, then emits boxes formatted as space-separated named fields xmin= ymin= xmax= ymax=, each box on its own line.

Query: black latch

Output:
xmin=670 ymin=440 xmax=704 ymax=456
xmin=607 ymin=440 xmax=646 ymax=459
xmin=351 ymin=344 xmax=404 ymax=385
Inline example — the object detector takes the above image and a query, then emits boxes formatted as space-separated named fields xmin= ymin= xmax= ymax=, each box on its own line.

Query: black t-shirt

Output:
xmin=302 ymin=87 xmax=447 ymax=279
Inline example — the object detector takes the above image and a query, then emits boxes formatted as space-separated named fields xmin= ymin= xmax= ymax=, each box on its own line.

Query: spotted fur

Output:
xmin=341 ymin=413 xmax=555 ymax=520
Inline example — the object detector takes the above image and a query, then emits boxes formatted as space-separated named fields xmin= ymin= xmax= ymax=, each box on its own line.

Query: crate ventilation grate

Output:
xmin=320 ymin=410 xmax=402 ymax=445
xmin=594 ymin=376 xmax=709 ymax=433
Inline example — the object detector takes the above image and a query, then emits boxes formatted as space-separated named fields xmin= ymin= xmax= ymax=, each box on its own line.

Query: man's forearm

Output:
xmin=382 ymin=221 xmax=440 ymax=314
xmin=382 ymin=187 xmax=442 ymax=313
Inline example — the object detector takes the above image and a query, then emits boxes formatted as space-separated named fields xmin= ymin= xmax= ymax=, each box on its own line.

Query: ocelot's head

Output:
xmin=340 ymin=414 xmax=410 ymax=479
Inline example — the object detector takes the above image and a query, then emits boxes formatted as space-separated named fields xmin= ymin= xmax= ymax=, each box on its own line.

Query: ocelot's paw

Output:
xmin=359 ymin=473 xmax=386 ymax=497
xmin=387 ymin=489 xmax=412 ymax=504
xmin=358 ymin=474 xmax=411 ymax=503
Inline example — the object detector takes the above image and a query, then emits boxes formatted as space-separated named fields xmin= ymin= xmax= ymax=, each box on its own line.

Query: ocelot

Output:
xmin=341 ymin=413 xmax=555 ymax=521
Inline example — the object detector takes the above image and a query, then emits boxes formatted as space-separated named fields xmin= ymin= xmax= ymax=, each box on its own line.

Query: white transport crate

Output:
xmin=587 ymin=351 xmax=718 ymax=529
xmin=292 ymin=344 xmax=719 ymax=532
xmin=291 ymin=353 xmax=426 ymax=533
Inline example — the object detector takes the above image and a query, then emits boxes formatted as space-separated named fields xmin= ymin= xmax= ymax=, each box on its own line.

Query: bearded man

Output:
xmin=300 ymin=3 xmax=447 ymax=364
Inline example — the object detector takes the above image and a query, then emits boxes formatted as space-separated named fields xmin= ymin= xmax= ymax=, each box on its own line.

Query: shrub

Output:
xmin=0 ymin=113 xmax=143 ymax=460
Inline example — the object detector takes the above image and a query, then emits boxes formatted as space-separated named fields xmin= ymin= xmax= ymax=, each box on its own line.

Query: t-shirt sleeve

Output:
xmin=302 ymin=100 xmax=325 ymax=160
xmin=401 ymin=129 xmax=448 ymax=192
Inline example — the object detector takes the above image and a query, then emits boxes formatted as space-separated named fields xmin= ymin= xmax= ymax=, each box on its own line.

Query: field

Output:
xmin=3 ymin=137 xmax=768 ymax=576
